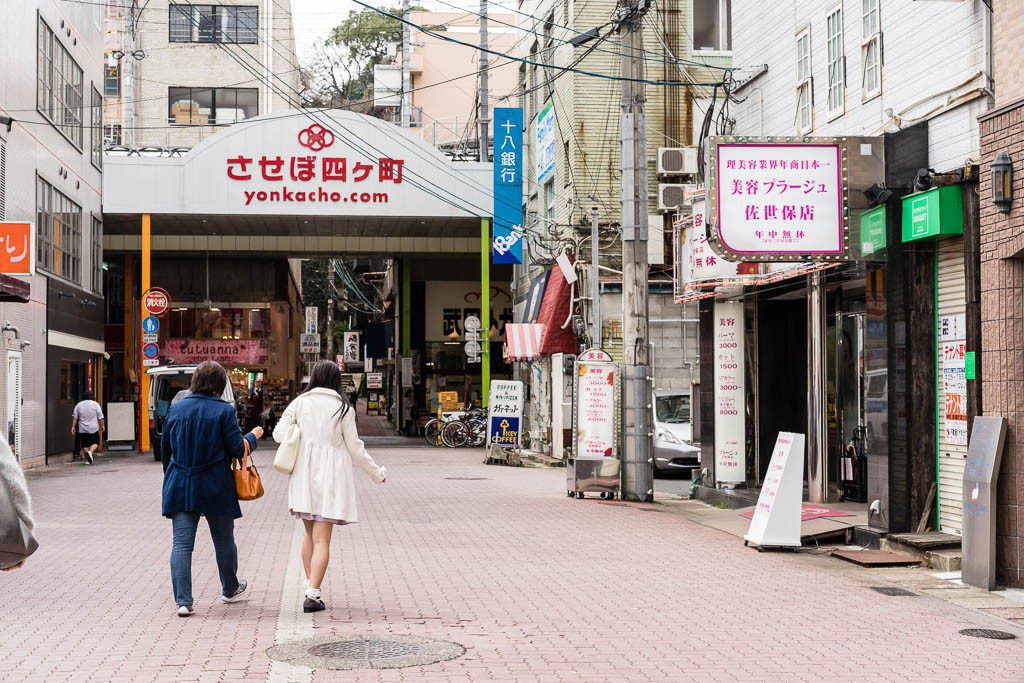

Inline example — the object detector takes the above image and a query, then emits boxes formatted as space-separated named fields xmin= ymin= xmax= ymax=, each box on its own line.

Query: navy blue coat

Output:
xmin=161 ymin=393 xmax=258 ymax=519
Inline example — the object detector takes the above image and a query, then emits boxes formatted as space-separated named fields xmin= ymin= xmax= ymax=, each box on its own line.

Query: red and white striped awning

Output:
xmin=504 ymin=323 xmax=544 ymax=361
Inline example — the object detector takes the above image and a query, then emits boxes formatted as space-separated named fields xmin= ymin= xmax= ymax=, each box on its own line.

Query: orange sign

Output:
xmin=0 ymin=223 xmax=34 ymax=275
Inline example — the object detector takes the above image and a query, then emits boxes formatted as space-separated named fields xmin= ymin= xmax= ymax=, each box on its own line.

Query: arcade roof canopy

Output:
xmin=103 ymin=110 xmax=493 ymax=255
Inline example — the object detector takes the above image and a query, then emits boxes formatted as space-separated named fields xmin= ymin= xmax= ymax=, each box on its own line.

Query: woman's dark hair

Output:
xmin=190 ymin=361 xmax=228 ymax=396
xmin=305 ymin=359 xmax=350 ymax=420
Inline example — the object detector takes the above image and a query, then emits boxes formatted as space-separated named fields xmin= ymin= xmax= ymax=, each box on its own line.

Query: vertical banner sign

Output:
xmin=304 ymin=306 xmax=319 ymax=335
xmin=714 ymin=301 xmax=746 ymax=483
xmin=487 ymin=380 xmax=524 ymax=447
xmin=574 ymin=360 xmax=618 ymax=460
xmin=343 ymin=331 xmax=361 ymax=365
xmin=492 ymin=107 xmax=524 ymax=265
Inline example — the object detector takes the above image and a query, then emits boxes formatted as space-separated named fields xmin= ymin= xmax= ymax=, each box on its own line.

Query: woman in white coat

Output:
xmin=273 ymin=360 xmax=386 ymax=612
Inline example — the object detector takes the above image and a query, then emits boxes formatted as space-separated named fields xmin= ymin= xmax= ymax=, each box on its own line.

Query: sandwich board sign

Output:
xmin=744 ymin=432 xmax=805 ymax=550
xmin=487 ymin=380 xmax=524 ymax=448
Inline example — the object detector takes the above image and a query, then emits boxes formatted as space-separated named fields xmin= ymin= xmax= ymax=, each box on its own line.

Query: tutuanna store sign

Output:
xmin=159 ymin=338 xmax=269 ymax=366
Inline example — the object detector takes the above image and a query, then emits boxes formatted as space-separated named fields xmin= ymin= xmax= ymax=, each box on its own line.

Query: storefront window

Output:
xmin=60 ymin=361 xmax=87 ymax=401
xmin=249 ymin=308 xmax=270 ymax=338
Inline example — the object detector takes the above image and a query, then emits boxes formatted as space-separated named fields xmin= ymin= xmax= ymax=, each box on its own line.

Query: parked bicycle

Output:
xmin=423 ymin=407 xmax=486 ymax=448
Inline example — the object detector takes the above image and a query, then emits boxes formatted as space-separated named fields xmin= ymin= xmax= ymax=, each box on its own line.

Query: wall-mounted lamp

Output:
xmin=992 ymin=152 xmax=1013 ymax=214
xmin=863 ymin=183 xmax=893 ymax=208
xmin=0 ymin=115 xmax=12 ymax=133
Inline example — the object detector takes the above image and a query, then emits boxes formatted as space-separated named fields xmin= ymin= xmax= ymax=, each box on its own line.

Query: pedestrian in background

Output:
xmin=161 ymin=361 xmax=263 ymax=617
xmin=71 ymin=391 xmax=104 ymax=465
xmin=273 ymin=360 xmax=386 ymax=613
xmin=0 ymin=436 xmax=35 ymax=572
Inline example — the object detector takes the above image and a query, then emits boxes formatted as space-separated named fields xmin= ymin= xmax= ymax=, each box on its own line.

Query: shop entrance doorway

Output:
xmin=756 ymin=299 xmax=807 ymax=484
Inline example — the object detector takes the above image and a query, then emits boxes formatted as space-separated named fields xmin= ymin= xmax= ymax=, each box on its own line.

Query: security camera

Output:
xmin=869 ymin=500 xmax=881 ymax=515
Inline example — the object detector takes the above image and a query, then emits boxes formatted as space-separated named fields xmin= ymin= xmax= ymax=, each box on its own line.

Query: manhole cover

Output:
xmin=267 ymin=634 xmax=464 ymax=671
xmin=959 ymin=628 xmax=1016 ymax=640
xmin=444 ymin=477 xmax=489 ymax=480
xmin=870 ymin=586 xmax=917 ymax=596
xmin=308 ymin=639 xmax=424 ymax=659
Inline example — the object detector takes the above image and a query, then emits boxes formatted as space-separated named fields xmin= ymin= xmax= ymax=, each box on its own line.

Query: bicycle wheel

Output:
xmin=441 ymin=421 xmax=469 ymax=448
xmin=469 ymin=419 xmax=487 ymax=446
xmin=423 ymin=419 xmax=444 ymax=447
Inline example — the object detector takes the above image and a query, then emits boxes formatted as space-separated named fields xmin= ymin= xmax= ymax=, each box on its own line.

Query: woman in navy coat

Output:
xmin=161 ymin=361 xmax=263 ymax=617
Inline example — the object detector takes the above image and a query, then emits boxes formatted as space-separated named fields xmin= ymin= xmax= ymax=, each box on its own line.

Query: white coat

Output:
xmin=273 ymin=388 xmax=386 ymax=523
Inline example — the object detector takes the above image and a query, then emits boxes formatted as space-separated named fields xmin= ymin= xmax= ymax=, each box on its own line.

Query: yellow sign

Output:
xmin=438 ymin=391 xmax=460 ymax=412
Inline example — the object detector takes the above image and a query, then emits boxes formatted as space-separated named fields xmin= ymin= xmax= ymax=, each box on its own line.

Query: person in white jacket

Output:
xmin=273 ymin=360 xmax=386 ymax=613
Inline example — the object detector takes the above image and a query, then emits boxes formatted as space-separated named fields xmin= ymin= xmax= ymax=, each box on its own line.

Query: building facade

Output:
xmin=698 ymin=1 xmax=992 ymax=529
xmin=512 ymin=0 xmax=720 ymax=455
xmin=106 ymin=0 xmax=300 ymax=149
xmin=978 ymin=0 xmax=1024 ymax=588
xmin=0 ymin=1 xmax=106 ymax=467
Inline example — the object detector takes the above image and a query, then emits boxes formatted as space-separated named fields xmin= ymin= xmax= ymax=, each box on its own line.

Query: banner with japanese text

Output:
xmin=492 ymin=107 xmax=524 ymax=264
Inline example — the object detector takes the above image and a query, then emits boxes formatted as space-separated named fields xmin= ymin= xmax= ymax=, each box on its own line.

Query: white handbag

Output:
xmin=272 ymin=398 xmax=303 ymax=474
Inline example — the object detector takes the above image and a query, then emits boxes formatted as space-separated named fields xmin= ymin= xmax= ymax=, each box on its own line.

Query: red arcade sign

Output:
xmin=225 ymin=124 xmax=406 ymax=207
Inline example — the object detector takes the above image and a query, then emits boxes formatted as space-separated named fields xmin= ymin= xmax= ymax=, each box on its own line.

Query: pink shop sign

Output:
xmin=159 ymin=338 xmax=270 ymax=366
xmin=708 ymin=140 xmax=848 ymax=261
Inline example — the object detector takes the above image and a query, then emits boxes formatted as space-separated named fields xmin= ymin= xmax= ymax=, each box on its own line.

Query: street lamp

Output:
xmin=992 ymin=152 xmax=1013 ymax=214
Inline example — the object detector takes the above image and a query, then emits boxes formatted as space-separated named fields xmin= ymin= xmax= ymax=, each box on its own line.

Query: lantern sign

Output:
xmin=142 ymin=288 xmax=172 ymax=317
xmin=706 ymin=137 xmax=856 ymax=262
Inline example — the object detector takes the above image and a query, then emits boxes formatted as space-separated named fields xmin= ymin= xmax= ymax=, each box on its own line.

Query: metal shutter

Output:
xmin=936 ymin=236 xmax=967 ymax=535
xmin=0 ymin=139 xmax=6 ymax=219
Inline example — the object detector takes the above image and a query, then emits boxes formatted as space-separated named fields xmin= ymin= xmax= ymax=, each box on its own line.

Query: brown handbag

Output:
xmin=233 ymin=439 xmax=264 ymax=501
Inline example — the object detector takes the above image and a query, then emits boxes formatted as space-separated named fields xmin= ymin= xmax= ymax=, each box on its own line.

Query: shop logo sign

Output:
xmin=297 ymin=124 xmax=335 ymax=151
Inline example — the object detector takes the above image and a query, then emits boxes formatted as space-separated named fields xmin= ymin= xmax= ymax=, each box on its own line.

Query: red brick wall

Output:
xmin=979 ymin=101 xmax=1024 ymax=587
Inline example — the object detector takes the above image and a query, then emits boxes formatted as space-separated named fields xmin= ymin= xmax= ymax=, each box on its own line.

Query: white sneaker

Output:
xmin=221 ymin=579 xmax=249 ymax=603
xmin=177 ymin=605 xmax=194 ymax=617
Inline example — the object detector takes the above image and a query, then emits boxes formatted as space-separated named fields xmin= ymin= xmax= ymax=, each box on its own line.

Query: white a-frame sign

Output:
xmin=744 ymin=432 xmax=806 ymax=550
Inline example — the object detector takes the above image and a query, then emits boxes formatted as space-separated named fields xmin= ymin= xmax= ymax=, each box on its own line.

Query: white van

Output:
xmin=147 ymin=365 xmax=236 ymax=461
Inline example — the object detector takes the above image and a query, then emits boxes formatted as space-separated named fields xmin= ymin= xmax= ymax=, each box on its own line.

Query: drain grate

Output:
xmin=959 ymin=628 xmax=1016 ymax=640
xmin=444 ymin=477 xmax=489 ymax=481
xmin=869 ymin=586 xmax=917 ymax=596
xmin=267 ymin=634 xmax=465 ymax=671
xmin=308 ymin=639 xmax=424 ymax=660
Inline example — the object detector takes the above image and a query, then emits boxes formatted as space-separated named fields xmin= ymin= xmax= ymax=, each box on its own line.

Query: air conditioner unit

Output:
xmin=657 ymin=147 xmax=698 ymax=177
xmin=658 ymin=184 xmax=696 ymax=212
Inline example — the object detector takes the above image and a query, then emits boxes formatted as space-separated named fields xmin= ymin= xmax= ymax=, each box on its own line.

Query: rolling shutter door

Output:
xmin=936 ymin=236 xmax=967 ymax=535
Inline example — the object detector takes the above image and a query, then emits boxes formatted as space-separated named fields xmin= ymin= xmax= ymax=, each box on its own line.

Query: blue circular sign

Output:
xmin=142 ymin=316 xmax=160 ymax=334
xmin=142 ymin=343 xmax=160 ymax=359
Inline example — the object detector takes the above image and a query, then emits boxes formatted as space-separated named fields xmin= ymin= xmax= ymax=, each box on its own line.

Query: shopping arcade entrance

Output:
xmin=102 ymin=110 xmax=500 ymax=449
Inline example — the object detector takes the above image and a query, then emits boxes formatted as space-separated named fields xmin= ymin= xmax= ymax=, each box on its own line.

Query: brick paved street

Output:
xmin=2 ymin=445 xmax=1023 ymax=682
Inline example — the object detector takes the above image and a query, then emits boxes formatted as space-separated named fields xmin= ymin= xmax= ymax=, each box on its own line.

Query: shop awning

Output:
xmin=504 ymin=323 xmax=544 ymax=361
xmin=0 ymin=274 xmax=30 ymax=303
xmin=536 ymin=263 xmax=579 ymax=355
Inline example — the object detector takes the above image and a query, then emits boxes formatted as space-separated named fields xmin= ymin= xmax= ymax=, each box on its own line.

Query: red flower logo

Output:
xmin=297 ymin=124 xmax=334 ymax=151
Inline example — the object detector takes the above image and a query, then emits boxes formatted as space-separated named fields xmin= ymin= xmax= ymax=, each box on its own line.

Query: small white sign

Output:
xmin=401 ymin=356 xmax=413 ymax=388
xmin=938 ymin=314 xmax=966 ymax=342
xmin=304 ymin=306 xmax=319 ymax=335
xmin=343 ymin=331 xmax=361 ymax=364
xmin=464 ymin=315 xmax=481 ymax=333
xmin=465 ymin=339 xmax=481 ymax=357
xmin=366 ymin=372 xmax=384 ymax=389
xmin=299 ymin=333 xmax=320 ymax=354
xmin=487 ymin=380 xmax=524 ymax=447
xmin=574 ymin=361 xmax=618 ymax=460
xmin=142 ymin=333 xmax=159 ymax=344
xmin=556 ymin=252 xmax=577 ymax=284
xmin=142 ymin=358 xmax=160 ymax=367
xmin=744 ymin=432 xmax=806 ymax=549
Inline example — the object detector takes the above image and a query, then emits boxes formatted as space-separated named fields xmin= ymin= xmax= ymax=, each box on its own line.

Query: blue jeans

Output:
xmin=170 ymin=512 xmax=239 ymax=607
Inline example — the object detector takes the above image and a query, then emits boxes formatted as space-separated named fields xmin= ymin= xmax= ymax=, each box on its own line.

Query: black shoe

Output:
xmin=303 ymin=597 xmax=325 ymax=613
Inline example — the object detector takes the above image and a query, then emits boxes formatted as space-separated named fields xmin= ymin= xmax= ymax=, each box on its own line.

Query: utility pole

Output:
xmin=326 ymin=259 xmax=336 ymax=359
xmin=478 ymin=0 xmax=490 ymax=162
xmin=619 ymin=0 xmax=653 ymax=502
xmin=590 ymin=207 xmax=601 ymax=347
xmin=401 ymin=0 xmax=412 ymax=128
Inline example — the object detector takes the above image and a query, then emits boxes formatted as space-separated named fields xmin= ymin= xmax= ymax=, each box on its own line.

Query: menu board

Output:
xmin=574 ymin=362 xmax=618 ymax=460
xmin=714 ymin=301 xmax=746 ymax=483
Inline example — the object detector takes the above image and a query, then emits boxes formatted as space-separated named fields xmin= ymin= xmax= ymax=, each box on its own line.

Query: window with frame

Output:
xmin=168 ymin=87 xmax=258 ymax=125
xmin=529 ymin=41 xmax=540 ymax=120
xmin=90 ymin=87 xmax=102 ymax=170
xmin=91 ymin=214 xmax=103 ymax=294
xmin=169 ymin=4 xmax=259 ymax=44
xmin=37 ymin=17 xmax=84 ymax=149
xmin=104 ymin=61 xmax=120 ymax=96
xmin=693 ymin=0 xmax=732 ymax=52
xmin=36 ymin=176 xmax=83 ymax=283
xmin=542 ymin=13 xmax=555 ymax=101
xmin=796 ymin=28 xmax=813 ymax=134
xmin=103 ymin=124 xmax=122 ymax=146
xmin=544 ymin=178 xmax=556 ymax=226
xmin=861 ymin=0 xmax=881 ymax=99
xmin=826 ymin=7 xmax=845 ymax=117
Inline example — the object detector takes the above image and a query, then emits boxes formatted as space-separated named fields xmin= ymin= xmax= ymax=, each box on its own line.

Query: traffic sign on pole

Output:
xmin=142 ymin=343 xmax=160 ymax=359
xmin=142 ymin=316 xmax=160 ymax=334
xmin=142 ymin=288 xmax=171 ymax=317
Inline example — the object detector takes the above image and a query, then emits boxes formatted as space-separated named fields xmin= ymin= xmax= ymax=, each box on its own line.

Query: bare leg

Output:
xmin=309 ymin=521 xmax=334 ymax=590
xmin=301 ymin=519 xmax=314 ymax=583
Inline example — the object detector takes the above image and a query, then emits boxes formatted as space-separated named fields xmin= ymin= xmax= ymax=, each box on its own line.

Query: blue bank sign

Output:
xmin=492 ymin=107 xmax=523 ymax=265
